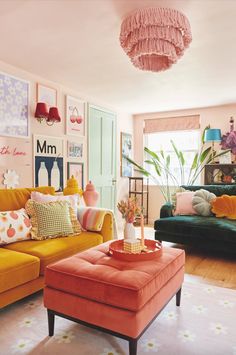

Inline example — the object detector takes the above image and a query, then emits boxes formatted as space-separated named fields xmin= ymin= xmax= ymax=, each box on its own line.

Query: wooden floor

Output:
xmin=170 ymin=243 xmax=236 ymax=290
xmin=140 ymin=227 xmax=236 ymax=290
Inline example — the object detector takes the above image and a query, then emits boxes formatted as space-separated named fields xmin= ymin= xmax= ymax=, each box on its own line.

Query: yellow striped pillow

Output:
xmin=25 ymin=200 xmax=81 ymax=240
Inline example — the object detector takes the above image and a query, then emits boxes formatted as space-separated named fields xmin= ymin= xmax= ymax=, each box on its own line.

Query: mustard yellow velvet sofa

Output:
xmin=0 ymin=186 xmax=114 ymax=308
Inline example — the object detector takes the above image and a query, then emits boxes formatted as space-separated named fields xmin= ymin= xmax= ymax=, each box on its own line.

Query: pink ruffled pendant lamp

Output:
xmin=120 ymin=7 xmax=192 ymax=72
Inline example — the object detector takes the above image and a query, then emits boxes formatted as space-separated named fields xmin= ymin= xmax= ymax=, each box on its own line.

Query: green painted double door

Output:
xmin=88 ymin=105 xmax=116 ymax=211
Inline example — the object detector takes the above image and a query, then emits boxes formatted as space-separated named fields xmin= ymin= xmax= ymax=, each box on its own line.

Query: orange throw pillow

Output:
xmin=211 ymin=194 xmax=236 ymax=219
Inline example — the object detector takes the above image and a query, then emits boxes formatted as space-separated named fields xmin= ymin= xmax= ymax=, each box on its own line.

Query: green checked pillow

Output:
xmin=25 ymin=200 xmax=81 ymax=240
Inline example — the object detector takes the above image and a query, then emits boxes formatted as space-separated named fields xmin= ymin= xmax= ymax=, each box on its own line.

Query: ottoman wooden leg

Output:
xmin=129 ymin=338 xmax=137 ymax=355
xmin=47 ymin=309 xmax=55 ymax=336
xmin=176 ymin=287 xmax=182 ymax=307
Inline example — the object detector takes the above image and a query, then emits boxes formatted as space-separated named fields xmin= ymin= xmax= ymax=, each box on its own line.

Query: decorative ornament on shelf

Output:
xmin=117 ymin=197 xmax=141 ymax=240
xmin=83 ymin=181 xmax=99 ymax=207
xmin=3 ymin=169 xmax=19 ymax=189
xmin=120 ymin=7 xmax=192 ymax=72
xmin=63 ymin=175 xmax=83 ymax=196
xmin=221 ymin=117 xmax=236 ymax=155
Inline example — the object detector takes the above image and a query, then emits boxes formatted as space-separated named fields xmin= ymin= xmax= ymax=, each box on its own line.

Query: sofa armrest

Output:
xmin=100 ymin=213 xmax=114 ymax=242
xmin=160 ymin=203 xmax=173 ymax=218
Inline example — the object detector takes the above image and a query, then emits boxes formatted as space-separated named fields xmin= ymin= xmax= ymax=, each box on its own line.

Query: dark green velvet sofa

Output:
xmin=154 ymin=185 xmax=236 ymax=253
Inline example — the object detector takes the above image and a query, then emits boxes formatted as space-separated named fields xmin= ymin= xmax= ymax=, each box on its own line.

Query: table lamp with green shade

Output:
xmin=204 ymin=128 xmax=222 ymax=163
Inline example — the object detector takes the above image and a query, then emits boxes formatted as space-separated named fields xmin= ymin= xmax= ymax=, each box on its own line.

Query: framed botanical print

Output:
xmin=120 ymin=132 xmax=132 ymax=177
xmin=67 ymin=162 xmax=84 ymax=189
xmin=66 ymin=95 xmax=85 ymax=136
xmin=37 ymin=83 xmax=57 ymax=107
xmin=0 ymin=72 xmax=29 ymax=138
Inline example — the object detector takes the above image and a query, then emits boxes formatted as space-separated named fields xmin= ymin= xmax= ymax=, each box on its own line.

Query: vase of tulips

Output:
xmin=117 ymin=197 xmax=141 ymax=240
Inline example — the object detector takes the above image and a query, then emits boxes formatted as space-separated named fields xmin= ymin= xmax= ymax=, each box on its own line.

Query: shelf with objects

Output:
xmin=204 ymin=117 xmax=236 ymax=185
xmin=204 ymin=164 xmax=236 ymax=185
xmin=129 ymin=177 xmax=149 ymax=225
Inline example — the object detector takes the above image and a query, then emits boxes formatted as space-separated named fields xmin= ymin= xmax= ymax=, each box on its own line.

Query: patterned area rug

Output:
xmin=0 ymin=282 xmax=235 ymax=355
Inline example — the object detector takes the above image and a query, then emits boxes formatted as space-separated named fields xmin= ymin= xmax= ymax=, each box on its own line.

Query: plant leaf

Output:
xmin=200 ymin=147 xmax=212 ymax=163
xmin=166 ymin=154 xmax=170 ymax=168
xmin=153 ymin=161 xmax=161 ymax=176
xmin=190 ymin=153 xmax=198 ymax=171
xmin=171 ymin=140 xmax=180 ymax=158
xmin=144 ymin=160 xmax=155 ymax=165
xmin=133 ymin=168 xmax=150 ymax=177
xmin=202 ymin=125 xmax=210 ymax=143
xmin=144 ymin=147 xmax=160 ymax=161
xmin=124 ymin=155 xmax=150 ymax=175
xmin=179 ymin=151 xmax=185 ymax=166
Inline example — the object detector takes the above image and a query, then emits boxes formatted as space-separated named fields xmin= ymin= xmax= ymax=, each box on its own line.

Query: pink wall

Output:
xmin=0 ymin=60 xmax=133 ymax=213
xmin=133 ymin=104 xmax=236 ymax=224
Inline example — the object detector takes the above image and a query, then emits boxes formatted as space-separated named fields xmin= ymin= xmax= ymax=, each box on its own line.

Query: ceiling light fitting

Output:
xmin=120 ymin=7 xmax=192 ymax=72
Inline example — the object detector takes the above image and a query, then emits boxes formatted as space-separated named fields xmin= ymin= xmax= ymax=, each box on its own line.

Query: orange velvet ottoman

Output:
xmin=44 ymin=241 xmax=185 ymax=355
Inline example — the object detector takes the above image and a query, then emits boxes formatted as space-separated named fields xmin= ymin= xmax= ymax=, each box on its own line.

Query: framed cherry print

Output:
xmin=66 ymin=95 xmax=85 ymax=137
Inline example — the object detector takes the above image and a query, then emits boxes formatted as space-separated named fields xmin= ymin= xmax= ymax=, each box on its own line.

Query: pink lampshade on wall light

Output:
xmin=47 ymin=107 xmax=61 ymax=124
xmin=35 ymin=103 xmax=61 ymax=125
xmin=120 ymin=7 xmax=192 ymax=72
xmin=35 ymin=102 xmax=48 ymax=122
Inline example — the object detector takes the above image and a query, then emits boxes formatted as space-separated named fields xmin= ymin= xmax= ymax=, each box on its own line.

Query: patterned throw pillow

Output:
xmin=0 ymin=208 xmax=31 ymax=245
xmin=192 ymin=189 xmax=216 ymax=216
xmin=30 ymin=191 xmax=79 ymax=214
xmin=25 ymin=200 xmax=81 ymax=240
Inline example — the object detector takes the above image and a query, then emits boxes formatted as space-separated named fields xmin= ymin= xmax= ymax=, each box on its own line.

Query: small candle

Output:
xmin=140 ymin=214 xmax=144 ymax=247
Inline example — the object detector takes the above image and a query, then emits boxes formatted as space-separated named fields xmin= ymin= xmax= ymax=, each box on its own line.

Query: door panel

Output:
xmin=88 ymin=105 xmax=116 ymax=211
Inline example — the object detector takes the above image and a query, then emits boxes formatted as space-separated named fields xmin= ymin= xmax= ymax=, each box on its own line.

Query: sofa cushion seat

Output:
xmin=4 ymin=232 xmax=103 ymax=275
xmin=155 ymin=215 xmax=236 ymax=243
xmin=0 ymin=248 xmax=40 ymax=293
xmin=45 ymin=242 xmax=185 ymax=312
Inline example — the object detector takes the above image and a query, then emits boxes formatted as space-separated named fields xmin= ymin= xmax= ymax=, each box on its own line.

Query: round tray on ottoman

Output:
xmin=109 ymin=239 xmax=162 ymax=261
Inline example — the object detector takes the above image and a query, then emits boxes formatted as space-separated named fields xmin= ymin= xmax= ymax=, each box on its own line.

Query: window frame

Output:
xmin=144 ymin=129 xmax=201 ymax=186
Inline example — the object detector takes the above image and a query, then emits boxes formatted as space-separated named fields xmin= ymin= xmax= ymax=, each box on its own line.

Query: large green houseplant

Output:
xmin=125 ymin=127 xmax=229 ymax=203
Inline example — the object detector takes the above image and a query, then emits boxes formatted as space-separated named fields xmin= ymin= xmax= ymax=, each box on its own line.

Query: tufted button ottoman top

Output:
xmin=45 ymin=241 xmax=185 ymax=312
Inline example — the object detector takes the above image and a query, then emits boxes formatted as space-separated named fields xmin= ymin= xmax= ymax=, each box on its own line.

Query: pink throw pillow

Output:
xmin=31 ymin=191 xmax=57 ymax=203
xmin=173 ymin=191 xmax=197 ymax=216
xmin=31 ymin=191 xmax=78 ymax=215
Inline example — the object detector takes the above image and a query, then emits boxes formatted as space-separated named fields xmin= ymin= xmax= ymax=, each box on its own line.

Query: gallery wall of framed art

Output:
xmin=0 ymin=64 xmax=88 ymax=189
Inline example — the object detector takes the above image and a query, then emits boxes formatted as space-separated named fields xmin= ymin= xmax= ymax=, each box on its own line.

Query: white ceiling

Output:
xmin=0 ymin=0 xmax=236 ymax=114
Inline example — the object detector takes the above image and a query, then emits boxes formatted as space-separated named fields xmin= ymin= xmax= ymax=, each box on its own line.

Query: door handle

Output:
xmin=112 ymin=179 xmax=117 ymax=185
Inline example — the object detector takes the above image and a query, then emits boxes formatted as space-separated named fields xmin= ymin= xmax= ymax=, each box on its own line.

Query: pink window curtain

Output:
xmin=144 ymin=115 xmax=200 ymax=134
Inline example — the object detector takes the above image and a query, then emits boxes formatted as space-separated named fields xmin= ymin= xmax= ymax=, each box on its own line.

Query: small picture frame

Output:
xmin=120 ymin=132 xmax=132 ymax=177
xmin=66 ymin=95 xmax=85 ymax=137
xmin=67 ymin=140 xmax=83 ymax=159
xmin=67 ymin=162 xmax=84 ymax=189
xmin=37 ymin=83 xmax=57 ymax=107
xmin=218 ymin=150 xmax=232 ymax=164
